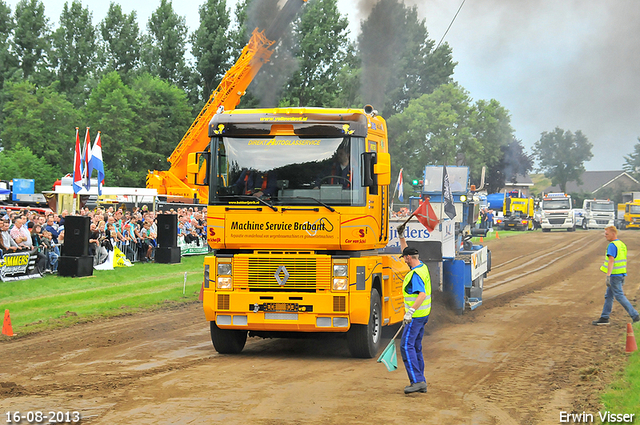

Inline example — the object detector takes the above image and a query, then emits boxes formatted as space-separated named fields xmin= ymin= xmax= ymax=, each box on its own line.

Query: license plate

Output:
xmin=264 ymin=303 xmax=298 ymax=312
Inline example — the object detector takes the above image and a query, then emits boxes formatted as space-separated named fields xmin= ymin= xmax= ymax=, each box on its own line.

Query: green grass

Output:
xmin=600 ymin=323 xmax=640 ymax=422
xmin=530 ymin=173 xmax=553 ymax=197
xmin=1 ymin=255 xmax=206 ymax=336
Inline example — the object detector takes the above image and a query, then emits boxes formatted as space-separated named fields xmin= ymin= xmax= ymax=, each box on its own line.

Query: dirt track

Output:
xmin=2 ymin=230 xmax=639 ymax=424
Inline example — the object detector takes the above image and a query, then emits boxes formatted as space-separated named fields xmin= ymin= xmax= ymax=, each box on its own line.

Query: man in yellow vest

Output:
xmin=397 ymin=224 xmax=431 ymax=394
xmin=592 ymin=226 xmax=639 ymax=325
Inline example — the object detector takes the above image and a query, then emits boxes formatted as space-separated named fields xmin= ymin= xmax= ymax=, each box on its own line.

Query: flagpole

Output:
xmin=440 ymin=165 xmax=445 ymax=226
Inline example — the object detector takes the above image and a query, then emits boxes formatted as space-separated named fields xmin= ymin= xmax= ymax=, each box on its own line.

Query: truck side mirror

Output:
xmin=362 ymin=152 xmax=391 ymax=188
xmin=374 ymin=152 xmax=391 ymax=186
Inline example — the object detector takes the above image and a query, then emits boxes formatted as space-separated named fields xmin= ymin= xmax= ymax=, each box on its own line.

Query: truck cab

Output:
xmin=582 ymin=199 xmax=615 ymax=230
xmin=500 ymin=191 xmax=534 ymax=231
xmin=623 ymin=200 xmax=640 ymax=229
xmin=540 ymin=193 xmax=575 ymax=232
xmin=197 ymin=106 xmax=408 ymax=358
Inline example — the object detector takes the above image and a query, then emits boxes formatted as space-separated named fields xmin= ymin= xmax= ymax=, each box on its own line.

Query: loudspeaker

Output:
xmin=157 ymin=214 xmax=178 ymax=248
xmin=155 ymin=246 xmax=181 ymax=264
xmin=58 ymin=255 xmax=93 ymax=277
xmin=61 ymin=216 xmax=90 ymax=257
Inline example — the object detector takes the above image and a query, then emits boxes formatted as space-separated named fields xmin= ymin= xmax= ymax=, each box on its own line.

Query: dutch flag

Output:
xmin=89 ymin=132 xmax=105 ymax=196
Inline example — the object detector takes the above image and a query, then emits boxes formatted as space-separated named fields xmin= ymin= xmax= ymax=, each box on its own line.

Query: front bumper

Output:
xmin=585 ymin=218 xmax=614 ymax=229
xmin=203 ymin=291 xmax=351 ymax=332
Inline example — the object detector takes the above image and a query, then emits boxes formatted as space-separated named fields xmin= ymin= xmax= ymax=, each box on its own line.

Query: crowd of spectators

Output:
xmin=0 ymin=205 xmax=208 ymax=274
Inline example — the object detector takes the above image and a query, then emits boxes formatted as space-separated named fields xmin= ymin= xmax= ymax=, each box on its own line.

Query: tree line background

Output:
xmin=0 ymin=0 xmax=638 ymax=196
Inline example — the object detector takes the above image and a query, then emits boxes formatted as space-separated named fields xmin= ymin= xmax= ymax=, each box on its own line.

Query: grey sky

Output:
xmin=6 ymin=0 xmax=639 ymax=171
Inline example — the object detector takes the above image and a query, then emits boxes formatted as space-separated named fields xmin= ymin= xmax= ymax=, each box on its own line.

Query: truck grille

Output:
xmin=549 ymin=218 xmax=566 ymax=225
xmin=596 ymin=220 xmax=609 ymax=225
xmin=234 ymin=254 xmax=331 ymax=292
xmin=333 ymin=296 xmax=346 ymax=312
xmin=218 ymin=294 xmax=230 ymax=310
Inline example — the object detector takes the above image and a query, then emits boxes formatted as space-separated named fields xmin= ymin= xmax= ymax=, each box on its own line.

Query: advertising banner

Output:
xmin=0 ymin=251 xmax=41 ymax=282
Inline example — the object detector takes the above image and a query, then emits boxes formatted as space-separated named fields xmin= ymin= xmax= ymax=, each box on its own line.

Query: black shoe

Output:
xmin=592 ymin=317 xmax=610 ymax=326
xmin=404 ymin=381 xmax=427 ymax=394
xmin=633 ymin=316 xmax=640 ymax=323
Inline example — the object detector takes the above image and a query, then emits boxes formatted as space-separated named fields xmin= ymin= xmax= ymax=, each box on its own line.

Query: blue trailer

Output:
xmin=389 ymin=166 xmax=490 ymax=313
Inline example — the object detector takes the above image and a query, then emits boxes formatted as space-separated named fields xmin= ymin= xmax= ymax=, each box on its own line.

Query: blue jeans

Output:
xmin=47 ymin=251 xmax=59 ymax=272
xmin=400 ymin=315 xmax=429 ymax=384
xmin=601 ymin=275 xmax=639 ymax=319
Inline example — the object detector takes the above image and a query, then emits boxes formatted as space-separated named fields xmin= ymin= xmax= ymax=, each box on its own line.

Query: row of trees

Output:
xmin=1 ymin=0 xmax=631 ymax=197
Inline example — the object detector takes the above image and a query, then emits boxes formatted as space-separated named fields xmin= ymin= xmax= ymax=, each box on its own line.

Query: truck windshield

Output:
xmin=211 ymin=136 xmax=366 ymax=206
xmin=542 ymin=199 xmax=571 ymax=210
xmin=592 ymin=203 xmax=615 ymax=212
xmin=629 ymin=205 xmax=640 ymax=214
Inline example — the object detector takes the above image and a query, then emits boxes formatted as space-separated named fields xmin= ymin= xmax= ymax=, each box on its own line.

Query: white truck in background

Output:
xmin=540 ymin=193 xmax=575 ymax=232
xmin=582 ymin=199 xmax=615 ymax=230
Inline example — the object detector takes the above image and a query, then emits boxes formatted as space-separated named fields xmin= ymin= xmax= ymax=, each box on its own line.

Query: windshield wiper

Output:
xmin=281 ymin=196 xmax=335 ymax=212
xmin=222 ymin=195 xmax=278 ymax=211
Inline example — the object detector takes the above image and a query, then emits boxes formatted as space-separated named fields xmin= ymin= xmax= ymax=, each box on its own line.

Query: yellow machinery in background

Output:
xmin=147 ymin=0 xmax=309 ymax=204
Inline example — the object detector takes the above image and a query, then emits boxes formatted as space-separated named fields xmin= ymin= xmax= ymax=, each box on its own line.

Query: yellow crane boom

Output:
xmin=147 ymin=0 xmax=307 ymax=204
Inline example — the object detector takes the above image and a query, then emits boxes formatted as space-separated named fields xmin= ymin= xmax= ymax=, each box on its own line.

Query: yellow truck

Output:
xmin=498 ymin=192 xmax=534 ymax=231
xmin=195 ymin=106 xmax=407 ymax=358
xmin=163 ymin=0 xmax=408 ymax=358
xmin=623 ymin=200 xmax=640 ymax=229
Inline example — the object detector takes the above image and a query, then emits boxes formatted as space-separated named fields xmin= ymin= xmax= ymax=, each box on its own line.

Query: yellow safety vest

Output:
xmin=403 ymin=263 xmax=432 ymax=317
xmin=600 ymin=239 xmax=627 ymax=275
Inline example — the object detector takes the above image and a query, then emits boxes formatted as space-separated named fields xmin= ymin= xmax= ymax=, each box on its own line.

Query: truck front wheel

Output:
xmin=347 ymin=289 xmax=382 ymax=358
xmin=210 ymin=321 xmax=247 ymax=354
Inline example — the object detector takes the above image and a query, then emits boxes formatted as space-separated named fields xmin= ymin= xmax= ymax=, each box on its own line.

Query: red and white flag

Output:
xmin=413 ymin=199 xmax=439 ymax=232
xmin=72 ymin=127 xmax=83 ymax=194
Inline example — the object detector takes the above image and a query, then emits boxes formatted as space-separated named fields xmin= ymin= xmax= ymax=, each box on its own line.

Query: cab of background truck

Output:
xmin=191 ymin=106 xmax=407 ymax=358
xmin=582 ymin=199 xmax=615 ymax=229
xmin=539 ymin=193 xmax=575 ymax=231
xmin=624 ymin=200 xmax=640 ymax=228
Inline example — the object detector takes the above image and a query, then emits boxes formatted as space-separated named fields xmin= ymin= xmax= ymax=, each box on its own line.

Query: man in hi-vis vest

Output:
xmin=396 ymin=223 xmax=431 ymax=394
xmin=593 ymin=226 xmax=640 ymax=325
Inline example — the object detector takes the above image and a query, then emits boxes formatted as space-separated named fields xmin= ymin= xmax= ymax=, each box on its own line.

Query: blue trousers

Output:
xmin=400 ymin=315 xmax=429 ymax=384
xmin=601 ymin=275 xmax=639 ymax=319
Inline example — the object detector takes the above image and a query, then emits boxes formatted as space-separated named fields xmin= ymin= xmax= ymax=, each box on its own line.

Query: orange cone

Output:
xmin=626 ymin=323 xmax=637 ymax=353
xmin=480 ymin=236 xmax=484 ymax=242
xmin=495 ymin=231 xmax=500 ymax=240
xmin=2 ymin=309 xmax=14 ymax=337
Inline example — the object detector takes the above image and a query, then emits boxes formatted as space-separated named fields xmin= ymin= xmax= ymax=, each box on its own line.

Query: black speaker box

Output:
xmin=61 ymin=216 xmax=90 ymax=257
xmin=157 ymin=214 xmax=178 ymax=248
xmin=155 ymin=246 xmax=181 ymax=264
xmin=58 ymin=255 xmax=93 ymax=277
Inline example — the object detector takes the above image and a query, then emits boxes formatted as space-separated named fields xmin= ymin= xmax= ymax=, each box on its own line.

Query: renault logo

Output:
xmin=274 ymin=265 xmax=289 ymax=286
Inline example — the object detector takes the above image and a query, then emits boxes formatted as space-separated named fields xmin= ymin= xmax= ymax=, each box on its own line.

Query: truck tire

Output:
xmin=347 ymin=289 xmax=382 ymax=358
xmin=210 ymin=321 xmax=247 ymax=354
xmin=568 ymin=226 xmax=575 ymax=232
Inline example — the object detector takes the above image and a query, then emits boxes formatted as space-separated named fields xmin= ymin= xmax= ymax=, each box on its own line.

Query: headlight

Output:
xmin=218 ymin=263 xmax=232 ymax=275
xmin=217 ymin=277 xmax=232 ymax=289
xmin=333 ymin=265 xmax=348 ymax=277
xmin=333 ymin=278 xmax=348 ymax=291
